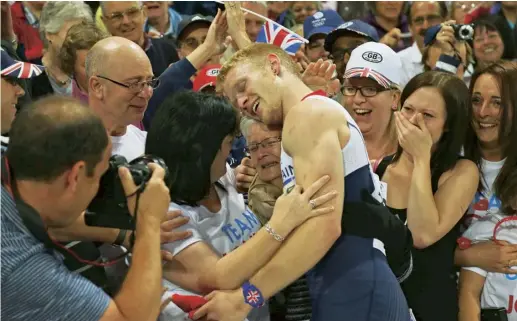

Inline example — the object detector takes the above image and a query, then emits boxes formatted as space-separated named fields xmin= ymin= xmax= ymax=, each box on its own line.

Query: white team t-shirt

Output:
xmin=463 ymin=158 xmax=505 ymax=229
xmin=462 ymin=213 xmax=517 ymax=319
xmin=159 ymin=165 xmax=269 ymax=321
xmin=110 ymin=125 xmax=147 ymax=162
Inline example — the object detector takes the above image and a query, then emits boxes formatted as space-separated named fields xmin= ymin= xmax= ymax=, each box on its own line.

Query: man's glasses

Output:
xmin=180 ymin=37 xmax=206 ymax=50
xmin=96 ymin=75 xmax=160 ymax=93
xmin=341 ymin=86 xmax=387 ymax=97
xmin=104 ymin=6 xmax=142 ymax=24
xmin=245 ymin=137 xmax=281 ymax=153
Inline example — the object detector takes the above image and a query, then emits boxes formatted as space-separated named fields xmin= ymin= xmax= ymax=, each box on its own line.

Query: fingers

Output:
xmin=309 ymin=205 xmax=336 ymax=217
xmin=161 ymin=230 xmax=192 ymax=244
xmin=118 ymin=166 xmax=138 ymax=197
xmin=324 ymin=63 xmax=336 ymax=80
xmin=501 ymin=267 xmax=517 ymax=274
xmin=161 ymin=249 xmax=174 ymax=261
xmin=204 ymin=291 xmax=217 ymax=300
xmin=163 ymin=210 xmax=183 ymax=221
xmin=416 ymin=114 xmax=429 ymax=134
xmin=241 ymin=157 xmax=254 ymax=167
xmin=301 ymin=175 xmax=331 ymax=199
xmin=310 ymin=189 xmax=338 ymax=208
xmin=160 ymin=295 xmax=172 ymax=312
xmin=148 ymin=163 xmax=166 ymax=181
xmin=161 ymin=215 xmax=190 ymax=230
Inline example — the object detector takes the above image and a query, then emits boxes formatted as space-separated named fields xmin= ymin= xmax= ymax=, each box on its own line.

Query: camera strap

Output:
xmin=1 ymin=156 xmax=59 ymax=251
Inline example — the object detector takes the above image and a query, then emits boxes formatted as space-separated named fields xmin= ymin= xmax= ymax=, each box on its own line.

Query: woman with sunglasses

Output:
xmin=146 ymin=91 xmax=337 ymax=321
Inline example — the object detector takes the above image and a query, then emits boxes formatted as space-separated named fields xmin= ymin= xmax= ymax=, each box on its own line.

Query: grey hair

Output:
xmin=240 ymin=116 xmax=263 ymax=138
xmin=99 ymin=1 xmax=143 ymax=15
xmin=39 ymin=1 xmax=93 ymax=48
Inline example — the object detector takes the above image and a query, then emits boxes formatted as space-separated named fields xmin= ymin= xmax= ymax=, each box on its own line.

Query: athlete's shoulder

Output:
xmin=288 ymin=95 xmax=346 ymax=127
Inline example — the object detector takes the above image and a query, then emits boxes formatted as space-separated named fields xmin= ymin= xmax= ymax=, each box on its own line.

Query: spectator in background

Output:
xmin=341 ymin=42 xmax=401 ymax=162
xmin=456 ymin=61 xmax=517 ymax=272
xmin=34 ymin=1 xmax=93 ymax=99
xmin=101 ymin=1 xmax=179 ymax=77
xmin=303 ymin=10 xmax=344 ymax=62
xmin=10 ymin=1 xmax=45 ymax=63
xmin=495 ymin=1 xmax=517 ymax=46
xmin=1 ymin=49 xmax=44 ymax=137
xmin=398 ymin=1 xmax=448 ymax=87
xmin=267 ymin=2 xmax=295 ymax=29
xmin=473 ymin=16 xmax=517 ymax=71
xmin=450 ymin=1 xmax=477 ymax=23
xmin=176 ymin=14 xmax=220 ymax=66
xmin=143 ymin=1 xmax=182 ymax=40
xmin=363 ymin=2 xmax=412 ymax=52
xmin=86 ymin=37 xmax=154 ymax=161
xmin=324 ymin=20 xmax=379 ymax=81
xmin=290 ymin=2 xmax=319 ymax=25
xmin=59 ymin=21 xmax=108 ymax=104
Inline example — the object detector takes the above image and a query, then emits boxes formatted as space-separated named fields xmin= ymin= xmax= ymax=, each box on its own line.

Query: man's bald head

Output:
xmin=7 ymin=95 xmax=109 ymax=182
xmin=85 ymin=36 xmax=149 ymax=79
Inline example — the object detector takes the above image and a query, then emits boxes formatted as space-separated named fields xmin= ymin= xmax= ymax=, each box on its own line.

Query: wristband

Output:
xmin=242 ymin=281 xmax=265 ymax=308
xmin=264 ymin=223 xmax=285 ymax=242
xmin=113 ymin=229 xmax=127 ymax=246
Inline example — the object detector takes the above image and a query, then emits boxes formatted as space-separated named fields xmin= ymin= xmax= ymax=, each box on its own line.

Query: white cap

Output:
xmin=344 ymin=42 xmax=402 ymax=88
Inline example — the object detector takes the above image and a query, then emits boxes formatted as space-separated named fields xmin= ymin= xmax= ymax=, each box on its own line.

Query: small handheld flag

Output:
xmin=256 ymin=20 xmax=305 ymax=56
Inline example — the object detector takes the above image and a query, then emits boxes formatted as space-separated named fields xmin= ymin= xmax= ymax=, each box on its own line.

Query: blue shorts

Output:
xmin=307 ymin=235 xmax=410 ymax=321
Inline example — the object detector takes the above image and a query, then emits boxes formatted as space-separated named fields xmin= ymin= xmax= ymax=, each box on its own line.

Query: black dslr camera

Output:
xmin=84 ymin=155 xmax=169 ymax=230
xmin=452 ymin=24 xmax=474 ymax=41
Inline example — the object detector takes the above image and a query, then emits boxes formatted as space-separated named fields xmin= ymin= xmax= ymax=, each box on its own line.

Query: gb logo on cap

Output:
xmin=206 ymin=68 xmax=220 ymax=77
xmin=362 ymin=51 xmax=383 ymax=63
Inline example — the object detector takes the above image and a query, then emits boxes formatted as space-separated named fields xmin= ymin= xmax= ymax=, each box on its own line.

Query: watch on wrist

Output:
xmin=242 ymin=281 xmax=265 ymax=308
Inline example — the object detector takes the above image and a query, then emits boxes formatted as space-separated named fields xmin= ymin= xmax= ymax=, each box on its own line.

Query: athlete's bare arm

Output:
xmin=246 ymin=100 xmax=350 ymax=299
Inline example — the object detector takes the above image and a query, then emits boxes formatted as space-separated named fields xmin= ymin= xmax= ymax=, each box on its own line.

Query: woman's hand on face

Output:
xmin=394 ymin=112 xmax=433 ymax=162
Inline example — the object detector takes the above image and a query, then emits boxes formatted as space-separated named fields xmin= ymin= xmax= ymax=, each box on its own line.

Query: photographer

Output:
xmin=1 ymin=96 xmax=170 ymax=321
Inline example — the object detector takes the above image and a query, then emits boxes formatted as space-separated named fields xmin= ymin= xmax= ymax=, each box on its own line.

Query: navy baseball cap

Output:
xmin=424 ymin=25 xmax=442 ymax=47
xmin=1 ymin=47 xmax=44 ymax=79
xmin=324 ymin=20 xmax=380 ymax=52
xmin=177 ymin=14 xmax=214 ymax=41
xmin=303 ymin=10 xmax=345 ymax=41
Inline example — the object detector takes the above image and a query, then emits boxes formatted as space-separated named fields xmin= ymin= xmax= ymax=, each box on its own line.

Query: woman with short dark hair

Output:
xmin=146 ymin=91 xmax=336 ymax=321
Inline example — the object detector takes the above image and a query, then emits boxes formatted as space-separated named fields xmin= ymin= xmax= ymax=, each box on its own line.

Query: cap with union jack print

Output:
xmin=344 ymin=42 xmax=402 ymax=88
xmin=1 ymin=47 xmax=45 ymax=79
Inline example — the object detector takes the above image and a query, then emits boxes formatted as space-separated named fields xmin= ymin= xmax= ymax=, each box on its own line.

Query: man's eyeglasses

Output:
xmin=341 ymin=86 xmax=387 ymax=97
xmin=180 ymin=37 xmax=206 ymax=50
xmin=96 ymin=75 xmax=160 ymax=93
xmin=245 ymin=137 xmax=281 ymax=153
xmin=104 ymin=6 xmax=142 ymax=24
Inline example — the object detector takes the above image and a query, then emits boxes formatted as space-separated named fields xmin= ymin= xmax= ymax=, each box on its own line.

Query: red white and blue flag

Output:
xmin=256 ymin=20 xmax=305 ymax=56
xmin=1 ymin=60 xmax=44 ymax=79
xmin=344 ymin=67 xmax=392 ymax=88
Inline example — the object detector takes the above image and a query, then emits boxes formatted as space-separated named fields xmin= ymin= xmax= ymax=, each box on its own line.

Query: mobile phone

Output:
xmin=481 ymin=308 xmax=508 ymax=321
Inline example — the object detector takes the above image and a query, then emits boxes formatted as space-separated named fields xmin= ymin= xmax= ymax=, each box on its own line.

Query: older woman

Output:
xmin=59 ymin=21 xmax=107 ymax=104
xmin=374 ymin=71 xmax=479 ymax=321
xmin=472 ymin=17 xmax=517 ymax=70
xmin=33 ymin=1 xmax=93 ymax=99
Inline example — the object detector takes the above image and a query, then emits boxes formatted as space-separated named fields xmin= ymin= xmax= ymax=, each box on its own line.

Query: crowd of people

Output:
xmin=1 ymin=1 xmax=517 ymax=321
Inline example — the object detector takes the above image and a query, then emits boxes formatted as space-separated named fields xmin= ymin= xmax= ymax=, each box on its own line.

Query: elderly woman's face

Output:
xmin=246 ymin=123 xmax=282 ymax=183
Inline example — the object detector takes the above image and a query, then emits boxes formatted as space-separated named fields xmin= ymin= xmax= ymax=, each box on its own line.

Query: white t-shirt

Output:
xmin=110 ymin=125 xmax=147 ymax=162
xmin=462 ymin=213 xmax=517 ymax=320
xmin=463 ymin=158 xmax=505 ymax=229
xmin=160 ymin=165 xmax=269 ymax=321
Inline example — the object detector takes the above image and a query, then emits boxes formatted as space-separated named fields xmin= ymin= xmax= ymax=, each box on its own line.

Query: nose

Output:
xmin=321 ymin=49 xmax=330 ymax=60
xmin=137 ymin=86 xmax=153 ymax=99
xmin=477 ymin=101 xmax=492 ymax=118
xmin=257 ymin=146 xmax=269 ymax=159
xmin=122 ymin=13 xmax=131 ymax=24
xmin=409 ymin=112 xmax=419 ymax=125
xmin=236 ymin=96 xmax=249 ymax=111
xmin=352 ymin=89 xmax=366 ymax=105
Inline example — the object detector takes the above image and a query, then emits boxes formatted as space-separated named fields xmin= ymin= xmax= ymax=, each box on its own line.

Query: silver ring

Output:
xmin=309 ymin=199 xmax=316 ymax=209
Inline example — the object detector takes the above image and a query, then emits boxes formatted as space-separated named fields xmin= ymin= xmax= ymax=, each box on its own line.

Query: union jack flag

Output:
xmin=1 ymin=61 xmax=44 ymax=79
xmin=256 ymin=20 xmax=304 ymax=56
xmin=1 ymin=48 xmax=45 ymax=79
xmin=246 ymin=289 xmax=261 ymax=304
xmin=344 ymin=67 xmax=392 ymax=88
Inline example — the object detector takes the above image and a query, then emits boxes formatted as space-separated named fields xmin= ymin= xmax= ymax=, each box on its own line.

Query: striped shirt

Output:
xmin=1 ymin=187 xmax=110 ymax=321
